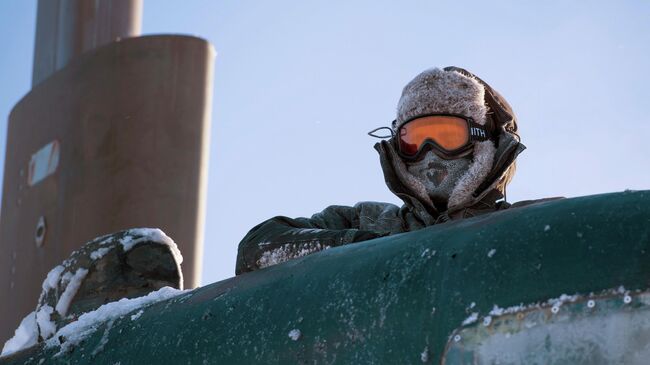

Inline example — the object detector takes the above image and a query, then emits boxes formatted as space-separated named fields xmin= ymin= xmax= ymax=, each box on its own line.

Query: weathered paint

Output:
xmin=2 ymin=190 xmax=649 ymax=364
xmin=443 ymin=290 xmax=650 ymax=364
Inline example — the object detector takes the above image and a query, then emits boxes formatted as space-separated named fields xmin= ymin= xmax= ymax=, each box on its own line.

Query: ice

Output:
xmin=46 ymin=286 xmax=187 ymax=355
xmin=288 ymin=329 xmax=301 ymax=341
xmin=1 ymin=312 xmax=38 ymax=357
xmin=55 ymin=268 xmax=88 ymax=316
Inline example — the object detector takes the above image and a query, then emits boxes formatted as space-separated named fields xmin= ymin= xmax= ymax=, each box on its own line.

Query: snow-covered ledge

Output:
xmin=1 ymin=228 xmax=184 ymax=357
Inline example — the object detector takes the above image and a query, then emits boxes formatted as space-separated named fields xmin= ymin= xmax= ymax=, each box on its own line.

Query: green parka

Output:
xmin=236 ymin=67 xmax=551 ymax=275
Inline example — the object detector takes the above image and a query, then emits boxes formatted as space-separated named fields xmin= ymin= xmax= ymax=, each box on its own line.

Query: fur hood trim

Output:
xmin=447 ymin=140 xmax=496 ymax=209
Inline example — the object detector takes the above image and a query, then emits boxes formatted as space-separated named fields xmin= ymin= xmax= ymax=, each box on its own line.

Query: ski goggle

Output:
xmin=368 ymin=114 xmax=492 ymax=160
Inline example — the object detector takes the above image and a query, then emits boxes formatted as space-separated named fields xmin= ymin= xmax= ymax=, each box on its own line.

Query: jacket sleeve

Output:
xmin=235 ymin=205 xmax=385 ymax=275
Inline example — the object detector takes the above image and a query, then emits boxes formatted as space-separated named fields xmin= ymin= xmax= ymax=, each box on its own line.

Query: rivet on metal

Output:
xmin=587 ymin=300 xmax=595 ymax=308
xmin=483 ymin=316 xmax=492 ymax=326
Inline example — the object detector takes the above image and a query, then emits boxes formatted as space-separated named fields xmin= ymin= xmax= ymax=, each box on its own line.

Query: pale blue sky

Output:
xmin=1 ymin=1 xmax=649 ymax=285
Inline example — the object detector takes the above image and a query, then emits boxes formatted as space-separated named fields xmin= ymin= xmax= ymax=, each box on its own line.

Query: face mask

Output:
xmin=405 ymin=150 xmax=471 ymax=206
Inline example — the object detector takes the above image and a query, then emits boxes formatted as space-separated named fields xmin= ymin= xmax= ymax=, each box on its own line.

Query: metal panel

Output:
xmin=1 ymin=190 xmax=648 ymax=364
xmin=32 ymin=0 xmax=143 ymax=86
xmin=0 ymin=35 xmax=214 ymax=344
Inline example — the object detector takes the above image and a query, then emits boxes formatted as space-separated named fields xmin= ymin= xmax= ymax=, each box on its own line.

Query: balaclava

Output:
xmin=395 ymin=68 xmax=497 ymax=210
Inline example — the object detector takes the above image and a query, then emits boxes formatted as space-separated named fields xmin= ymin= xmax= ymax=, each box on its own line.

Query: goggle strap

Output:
xmin=468 ymin=120 xmax=491 ymax=142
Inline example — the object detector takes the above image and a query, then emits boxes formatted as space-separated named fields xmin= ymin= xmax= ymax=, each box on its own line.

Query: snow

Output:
xmin=117 ymin=228 xmax=183 ymax=265
xmin=288 ymin=329 xmax=301 ymax=341
xmin=1 ymin=313 xmax=38 ymax=357
xmin=90 ymin=247 xmax=112 ymax=260
xmin=257 ymin=241 xmax=330 ymax=269
xmin=421 ymin=248 xmax=436 ymax=259
xmin=35 ymin=305 xmax=56 ymax=339
xmin=487 ymin=249 xmax=496 ymax=258
xmin=55 ymin=268 xmax=88 ymax=316
xmin=483 ymin=316 xmax=492 ymax=326
xmin=130 ymin=310 xmax=144 ymax=321
xmin=462 ymin=312 xmax=479 ymax=326
xmin=3 ymin=228 xmax=185 ymax=358
xmin=46 ymin=286 xmax=187 ymax=355
xmin=420 ymin=347 xmax=429 ymax=363
xmin=42 ymin=265 xmax=64 ymax=292
xmin=543 ymin=224 xmax=551 ymax=232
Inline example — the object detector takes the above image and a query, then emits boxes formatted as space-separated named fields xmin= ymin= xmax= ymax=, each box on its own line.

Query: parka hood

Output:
xmin=375 ymin=66 xmax=525 ymax=223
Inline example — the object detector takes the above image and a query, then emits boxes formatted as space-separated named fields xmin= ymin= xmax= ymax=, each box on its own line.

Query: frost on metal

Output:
xmin=130 ymin=309 xmax=144 ymax=321
xmin=257 ymin=241 xmax=331 ymax=269
xmin=46 ymin=286 xmax=187 ymax=356
xmin=420 ymin=346 xmax=429 ymax=363
xmin=288 ymin=329 xmax=302 ymax=341
xmin=462 ymin=312 xmax=479 ymax=326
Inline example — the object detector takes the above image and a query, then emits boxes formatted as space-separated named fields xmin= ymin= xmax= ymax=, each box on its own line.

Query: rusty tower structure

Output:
xmin=0 ymin=0 xmax=215 ymax=343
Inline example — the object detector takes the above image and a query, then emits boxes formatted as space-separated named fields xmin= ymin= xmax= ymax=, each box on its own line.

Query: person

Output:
xmin=236 ymin=66 xmax=553 ymax=275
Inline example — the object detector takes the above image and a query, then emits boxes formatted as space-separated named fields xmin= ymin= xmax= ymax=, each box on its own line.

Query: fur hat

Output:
xmin=395 ymin=68 xmax=488 ymax=128
xmin=394 ymin=68 xmax=496 ymax=209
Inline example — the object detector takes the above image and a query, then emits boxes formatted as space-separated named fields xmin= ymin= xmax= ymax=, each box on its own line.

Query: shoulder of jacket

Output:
xmin=354 ymin=201 xmax=401 ymax=213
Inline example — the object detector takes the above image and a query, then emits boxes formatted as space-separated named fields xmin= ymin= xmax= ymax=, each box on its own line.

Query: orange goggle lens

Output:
xmin=398 ymin=115 xmax=470 ymax=156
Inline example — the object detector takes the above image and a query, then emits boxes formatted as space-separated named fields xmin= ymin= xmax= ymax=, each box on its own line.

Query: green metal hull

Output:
xmin=4 ymin=190 xmax=650 ymax=364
